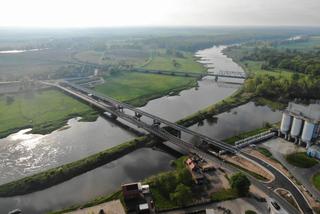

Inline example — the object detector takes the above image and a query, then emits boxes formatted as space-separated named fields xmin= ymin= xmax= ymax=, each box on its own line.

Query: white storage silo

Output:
xmin=290 ymin=117 xmax=303 ymax=138
xmin=301 ymin=121 xmax=316 ymax=144
xmin=280 ymin=112 xmax=292 ymax=135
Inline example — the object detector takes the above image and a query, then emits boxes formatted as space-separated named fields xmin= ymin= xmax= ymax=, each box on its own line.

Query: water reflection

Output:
xmin=0 ymin=148 xmax=174 ymax=214
xmin=140 ymin=46 xmax=243 ymax=121
xmin=184 ymin=102 xmax=281 ymax=142
xmin=0 ymin=117 xmax=136 ymax=184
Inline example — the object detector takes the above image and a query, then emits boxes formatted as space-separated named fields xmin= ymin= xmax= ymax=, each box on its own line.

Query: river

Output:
xmin=0 ymin=45 xmax=281 ymax=213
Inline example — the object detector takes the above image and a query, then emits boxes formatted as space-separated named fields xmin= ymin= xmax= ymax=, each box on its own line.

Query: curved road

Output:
xmin=241 ymin=152 xmax=313 ymax=214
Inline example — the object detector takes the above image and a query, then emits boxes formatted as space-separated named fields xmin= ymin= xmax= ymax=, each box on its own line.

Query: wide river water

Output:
xmin=0 ymin=46 xmax=281 ymax=213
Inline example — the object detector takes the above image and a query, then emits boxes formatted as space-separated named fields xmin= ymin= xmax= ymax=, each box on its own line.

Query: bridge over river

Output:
xmin=40 ymin=80 xmax=312 ymax=214
xmin=43 ymin=80 xmax=238 ymax=154
xmin=131 ymin=68 xmax=246 ymax=79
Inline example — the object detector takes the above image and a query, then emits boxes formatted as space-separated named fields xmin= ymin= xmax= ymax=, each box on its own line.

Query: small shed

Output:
xmin=307 ymin=145 xmax=320 ymax=160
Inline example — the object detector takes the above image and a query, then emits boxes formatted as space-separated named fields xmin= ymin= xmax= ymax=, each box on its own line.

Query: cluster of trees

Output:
xmin=244 ymin=74 xmax=320 ymax=101
xmin=230 ymin=173 xmax=251 ymax=197
xmin=243 ymin=48 xmax=320 ymax=76
xmin=153 ymin=168 xmax=193 ymax=206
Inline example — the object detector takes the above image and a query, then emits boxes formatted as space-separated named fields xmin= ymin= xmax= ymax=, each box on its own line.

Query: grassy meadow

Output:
xmin=143 ymin=53 xmax=206 ymax=73
xmin=0 ymin=89 xmax=97 ymax=138
xmin=94 ymin=72 xmax=197 ymax=106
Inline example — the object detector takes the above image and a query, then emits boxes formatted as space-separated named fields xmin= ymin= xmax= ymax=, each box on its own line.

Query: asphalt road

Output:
xmin=242 ymin=152 xmax=313 ymax=214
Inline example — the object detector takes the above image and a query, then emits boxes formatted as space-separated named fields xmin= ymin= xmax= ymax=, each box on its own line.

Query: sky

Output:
xmin=0 ymin=0 xmax=319 ymax=27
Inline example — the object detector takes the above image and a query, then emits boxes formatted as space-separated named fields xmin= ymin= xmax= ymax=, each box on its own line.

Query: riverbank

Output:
xmin=0 ymin=46 xmax=252 ymax=198
xmin=94 ymin=71 xmax=199 ymax=107
xmin=0 ymin=89 xmax=99 ymax=139
xmin=0 ymin=135 xmax=153 ymax=197
xmin=176 ymin=87 xmax=255 ymax=127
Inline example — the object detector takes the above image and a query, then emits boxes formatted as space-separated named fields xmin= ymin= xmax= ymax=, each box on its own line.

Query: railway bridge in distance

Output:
xmin=131 ymin=68 xmax=246 ymax=80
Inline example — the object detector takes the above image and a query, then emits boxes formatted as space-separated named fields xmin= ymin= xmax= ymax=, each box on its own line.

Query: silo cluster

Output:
xmin=279 ymin=102 xmax=320 ymax=148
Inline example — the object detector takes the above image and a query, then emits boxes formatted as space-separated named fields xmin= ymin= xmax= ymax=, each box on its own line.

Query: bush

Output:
xmin=230 ymin=173 xmax=251 ymax=196
xmin=286 ymin=152 xmax=318 ymax=168
xmin=170 ymin=184 xmax=192 ymax=206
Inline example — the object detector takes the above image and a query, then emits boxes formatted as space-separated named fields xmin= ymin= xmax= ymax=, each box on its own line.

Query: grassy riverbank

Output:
xmin=176 ymin=87 xmax=255 ymax=127
xmin=0 ymin=136 xmax=152 ymax=197
xmin=94 ymin=72 xmax=198 ymax=107
xmin=143 ymin=53 xmax=206 ymax=73
xmin=0 ymin=89 xmax=98 ymax=139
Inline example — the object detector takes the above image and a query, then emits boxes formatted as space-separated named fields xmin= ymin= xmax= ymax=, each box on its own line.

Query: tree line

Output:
xmin=243 ymin=48 xmax=320 ymax=76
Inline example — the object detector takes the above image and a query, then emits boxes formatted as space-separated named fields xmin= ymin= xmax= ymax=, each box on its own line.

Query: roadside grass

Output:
xmin=286 ymin=152 xmax=319 ymax=168
xmin=312 ymin=172 xmax=320 ymax=192
xmin=94 ymin=72 xmax=197 ymax=107
xmin=143 ymin=53 xmax=206 ymax=73
xmin=257 ymin=147 xmax=273 ymax=158
xmin=0 ymin=89 xmax=97 ymax=139
xmin=226 ymin=161 xmax=269 ymax=182
xmin=211 ymin=188 xmax=239 ymax=202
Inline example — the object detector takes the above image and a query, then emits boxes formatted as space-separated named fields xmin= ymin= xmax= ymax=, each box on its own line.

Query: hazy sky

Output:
xmin=1 ymin=0 xmax=319 ymax=27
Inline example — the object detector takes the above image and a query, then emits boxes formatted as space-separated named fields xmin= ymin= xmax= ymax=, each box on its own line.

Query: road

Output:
xmin=242 ymin=152 xmax=313 ymax=214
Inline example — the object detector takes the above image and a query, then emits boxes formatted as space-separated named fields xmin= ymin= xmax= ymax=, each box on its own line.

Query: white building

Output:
xmin=280 ymin=102 xmax=320 ymax=147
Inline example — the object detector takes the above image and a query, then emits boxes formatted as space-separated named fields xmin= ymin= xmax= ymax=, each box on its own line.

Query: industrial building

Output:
xmin=307 ymin=145 xmax=320 ymax=160
xmin=279 ymin=102 xmax=320 ymax=148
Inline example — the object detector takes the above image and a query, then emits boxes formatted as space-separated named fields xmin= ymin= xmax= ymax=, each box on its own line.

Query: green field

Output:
xmin=94 ymin=72 xmax=197 ymax=106
xmin=0 ymin=49 xmax=74 ymax=80
xmin=312 ymin=172 xmax=320 ymax=191
xmin=143 ymin=53 xmax=206 ymax=73
xmin=286 ymin=152 xmax=319 ymax=168
xmin=0 ymin=89 xmax=96 ymax=138
xmin=244 ymin=60 xmax=294 ymax=79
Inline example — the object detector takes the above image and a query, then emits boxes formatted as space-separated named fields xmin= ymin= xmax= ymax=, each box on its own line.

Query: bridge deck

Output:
xmin=132 ymin=68 xmax=246 ymax=79
xmin=62 ymin=81 xmax=238 ymax=153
